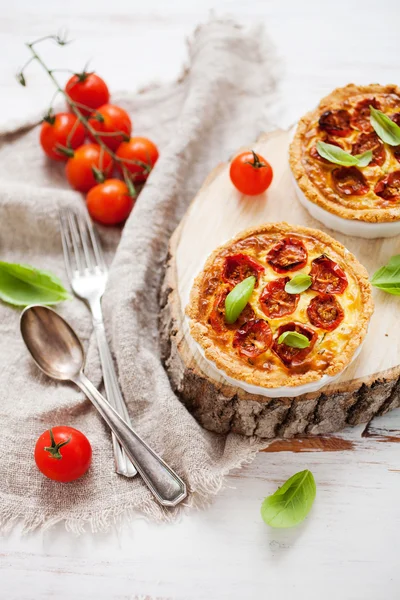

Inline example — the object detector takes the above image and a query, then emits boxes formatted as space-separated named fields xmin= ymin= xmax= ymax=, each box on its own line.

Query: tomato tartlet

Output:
xmin=290 ymin=84 xmax=400 ymax=238
xmin=186 ymin=223 xmax=373 ymax=393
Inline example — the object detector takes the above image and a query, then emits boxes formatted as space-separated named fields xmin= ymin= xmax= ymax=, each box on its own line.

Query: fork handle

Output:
xmin=74 ymin=372 xmax=187 ymax=507
xmin=94 ymin=321 xmax=137 ymax=478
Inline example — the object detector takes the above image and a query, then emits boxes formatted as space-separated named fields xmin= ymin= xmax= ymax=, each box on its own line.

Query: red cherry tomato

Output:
xmin=374 ymin=171 xmax=400 ymax=203
xmin=352 ymin=132 xmax=385 ymax=167
xmin=230 ymin=150 xmax=273 ymax=195
xmin=34 ymin=426 xmax=92 ymax=482
xmin=88 ymin=104 xmax=132 ymax=151
xmin=115 ymin=137 xmax=159 ymax=183
xmin=318 ymin=109 xmax=352 ymax=137
xmin=65 ymin=73 xmax=110 ymax=116
xmin=260 ymin=277 xmax=299 ymax=319
xmin=272 ymin=322 xmax=317 ymax=368
xmin=331 ymin=166 xmax=369 ymax=196
xmin=86 ymin=179 xmax=134 ymax=225
xmin=266 ymin=238 xmax=308 ymax=274
xmin=66 ymin=144 xmax=113 ymax=192
xmin=223 ymin=254 xmax=264 ymax=286
xmin=307 ymin=294 xmax=344 ymax=331
xmin=310 ymin=255 xmax=348 ymax=295
xmin=233 ymin=319 xmax=272 ymax=358
xmin=351 ymin=98 xmax=380 ymax=132
xmin=40 ymin=113 xmax=85 ymax=161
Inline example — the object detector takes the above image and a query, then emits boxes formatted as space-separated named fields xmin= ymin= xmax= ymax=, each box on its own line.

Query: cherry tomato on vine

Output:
xmin=66 ymin=143 xmax=113 ymax=192
xmin=39 ymin=113 xmax=86 ymax=161
xmin=229 ymin=150 xmax=273 ymax=196
xmin=88 ymin=104 xmax=132 ymax=151
xmin=86 ymin=179 xmax=135 ymax=225
xmin=115 ymin=137 xmax=159 ymax=182
xmin=34 ymin=426 xmax=92 ymax=483
xmin=65 ymin=72 xmax=110 ymax=116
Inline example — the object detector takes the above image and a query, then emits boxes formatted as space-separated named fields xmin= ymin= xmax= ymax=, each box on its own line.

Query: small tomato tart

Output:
xmin=186 ymin=223 xmax=373 ymax=392
xmin=290 ymin=84 xmax=400 ymax=238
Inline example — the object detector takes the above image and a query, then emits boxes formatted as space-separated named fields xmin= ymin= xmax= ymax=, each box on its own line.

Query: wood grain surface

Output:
xmin=1 ymin=2 xmax=400 ymax=599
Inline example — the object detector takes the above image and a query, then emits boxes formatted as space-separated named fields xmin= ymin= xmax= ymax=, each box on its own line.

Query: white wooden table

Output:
xmin=1 ymin=2 xmax=400 ymax=598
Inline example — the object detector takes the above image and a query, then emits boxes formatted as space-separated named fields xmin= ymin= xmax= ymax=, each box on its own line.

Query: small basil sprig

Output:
xmin=278 ymin=330 xmax=310 ymax=349
xmin=316 ymin=141 xmax=373 ymax=167
xmin=285 ymin=273 xmax=312 ymax=294
xmin=370 ymin=255 xmax=400 ymax=295
xmin=0 ymin=262 xmax=71 ymax=307
xmin=225 ymin=276 xmax=255 ymax=324
xmin=261 ymin=470 xmax=316 ymax=528
xmin=370 ymin=106 xmax=400 ymax=146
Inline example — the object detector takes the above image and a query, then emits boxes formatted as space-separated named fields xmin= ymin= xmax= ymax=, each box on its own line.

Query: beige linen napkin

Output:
xmin=0 ymin=19 xmax=278 ymax=533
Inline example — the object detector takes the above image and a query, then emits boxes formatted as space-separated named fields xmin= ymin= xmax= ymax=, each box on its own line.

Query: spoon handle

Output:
xmin=74 ymin=372 xmax=187 ymax=507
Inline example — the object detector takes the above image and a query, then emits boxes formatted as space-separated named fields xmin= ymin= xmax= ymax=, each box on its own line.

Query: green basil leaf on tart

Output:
xmin=316 ymin=141 xmax=373 ymax=168
xmin=277 ymin=330 xmax=311 ymax=349
xmin=225 ymin=276 xmax=256 ymax=324
xmin=370 ymin=106 xmax=400 ymax=146
xmin=261 ymin=470 xmax=316 ymax=529
xmin=284 ymin=273 xmax=312 ymax=294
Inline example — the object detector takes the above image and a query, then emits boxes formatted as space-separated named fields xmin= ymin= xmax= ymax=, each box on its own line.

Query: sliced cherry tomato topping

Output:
xmin=208 ymin=288 xmax=255 ymax=333
xmin=272 ymin=322 xmax=317 ymax=368
xmin=233 ymin=319 xmax=272 ymax=359
xmin=351 ymin=98 xmax=380 ymax=132
xmin=310 ymin=255 xmax=348 ymax=295
xmin=318 ymin=109 xmax=351 ymax=137
xmin=259 ymin=277 xmax=299 ymax=319
xmin=351 ymin=132 xmax=386 ymax=167
xmin=223 ymin=254 xmax=264 ymax=286
xmin=390 ymin=115 xmax=400 ymax=162
xmin=374 ymin=171 xmax=400 ymax=202
xmin=266 ymin=238 xmax=308 ymax=274
xmin=307 ymin=294 xmax=344 ymax=331
xmin=331 ymin=166 xmax=369 ymax=196
xmin=310 ymin=137 xmax=343 ymax=163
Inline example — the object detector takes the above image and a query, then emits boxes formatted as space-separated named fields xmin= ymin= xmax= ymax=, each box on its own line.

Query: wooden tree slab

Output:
xmin=160 ymin=129 xmax=400 ymax=438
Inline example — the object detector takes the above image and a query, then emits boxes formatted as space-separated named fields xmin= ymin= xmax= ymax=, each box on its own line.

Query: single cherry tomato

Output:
xmin=259 ymin=277 xmax=299 ymax=319
xmin=40 ymin=113 xmax=86 ymax=161
xmin=66 ymin=144 xmax=113 ymax=192
xmin=65 ymin=72 xmax=110 ymax=116
xmin=352 ymin=132 xmax=385 ymax=167
xmin=266 ymin=238 xmax=308 ymax=274
xmin=272 ymin=322 xmax=317 ymax=368
xmin=374 ymin=171 xmax=400 ymax=202
xmin=233 ymin=319 xmax=272 ymax=359
xmin=229 ymin=150 xmax=273 ymax=195
xmin=223 ymin=254 xmax=264 ymax=286
xmin=318 ymin=109 xmax=351 ymax=137
xmin=351 ymin=98 xmax=380 ymax=132
xmin=87 ymin=179 xmax=135 ymax=225
xmin=331 ymin=166 xmax=369 ymax=196
xmin=115 ymin=137 xmax=159 ymax=183
xmin=310 ymin=255 xmax=348 ymax=295
xmin=307 ymin=294 xmax=344 ymax=331
xmin=34 ymin=426 xmax=92 ymax=483
xmin=88 ymin=104 xmax=132 ymax=151
xmin=208 ymin=287 xmax=256 ymax=332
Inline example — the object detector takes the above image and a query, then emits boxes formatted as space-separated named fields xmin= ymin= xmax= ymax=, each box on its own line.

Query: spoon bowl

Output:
xmin=20 ymin=305 xmax=84 ymax=381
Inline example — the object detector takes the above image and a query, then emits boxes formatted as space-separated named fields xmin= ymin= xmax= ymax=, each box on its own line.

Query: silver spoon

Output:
xmin=20 ymin=305 xmax=187 ymax=508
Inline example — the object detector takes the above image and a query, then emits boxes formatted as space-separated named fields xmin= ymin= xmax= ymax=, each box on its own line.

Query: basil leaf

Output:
xmin=261 ymin=470 xmax=316 ymax=528
xmin=370 ymin=255 xmax=400 ymax=295
xmin=225 ymin=276 xmax=255 ymax=324
xmin=277 ymin=330 xmax=310 ymax=348
xmin=370 ymin=106 xmax=400 ymax=146
xmin=0 ymin=262 xmax=71 ymax=307
xmin=354 ymin=150 xmax=373 ymax=167
xmin=285 ymin=273 xmax=312 ymax=294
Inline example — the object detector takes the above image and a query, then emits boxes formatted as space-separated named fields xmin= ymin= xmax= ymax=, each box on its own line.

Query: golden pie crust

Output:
xmin=290 ymin=84 xmax=400 ymax=223
xmin=186 ymin=223 xmax=373 ymax=389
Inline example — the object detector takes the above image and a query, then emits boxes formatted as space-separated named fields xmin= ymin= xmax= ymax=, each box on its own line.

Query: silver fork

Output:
xmin=59 ymin=208 xmax=137 ymax=478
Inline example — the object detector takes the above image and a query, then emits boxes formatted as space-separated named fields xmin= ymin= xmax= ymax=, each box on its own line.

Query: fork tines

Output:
xmin=59 ymin=208 xmax=106 ymax=276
